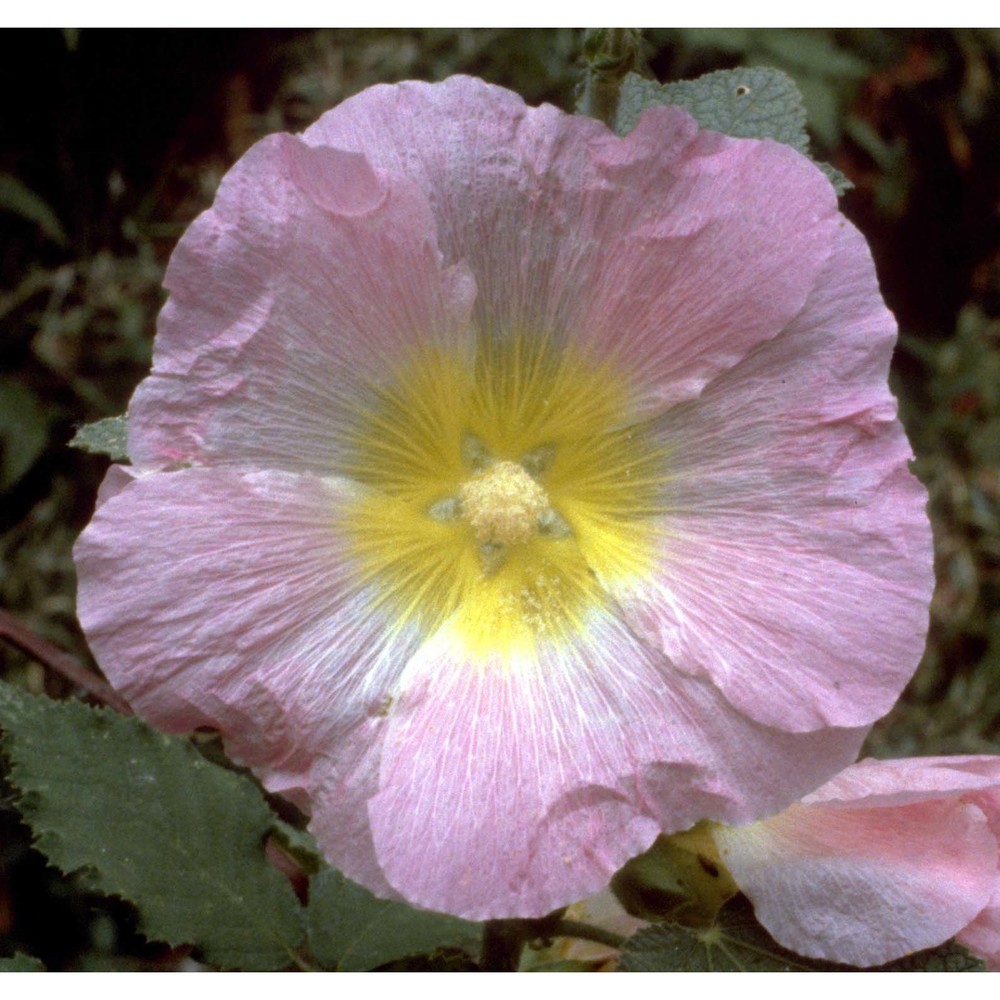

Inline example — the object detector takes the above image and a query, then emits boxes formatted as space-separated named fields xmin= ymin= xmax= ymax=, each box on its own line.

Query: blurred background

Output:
xmin=0 ymin=28 xmax=998 ymax=968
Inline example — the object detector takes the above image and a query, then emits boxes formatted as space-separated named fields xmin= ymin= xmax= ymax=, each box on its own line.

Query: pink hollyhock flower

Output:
xmin=74 ymin=76 xmax=932 ymax=919
xmin=712 ymin=756 xmax=1000 ymax=968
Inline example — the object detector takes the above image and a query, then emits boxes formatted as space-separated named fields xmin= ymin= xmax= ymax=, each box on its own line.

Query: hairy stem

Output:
xmin=547 ymin=918 xmax=626 ymax=950
xmin=577 ymin=27 xmax=645 ymax=127
xmin=480 ymin=912 xmax=627 ymax=970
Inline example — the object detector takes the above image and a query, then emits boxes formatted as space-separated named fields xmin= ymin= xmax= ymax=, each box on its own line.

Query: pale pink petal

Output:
xmin=958 ymin=787 xmax=1000 ymax=969
xmin=805 ymin=756 xmax=1000 ymax=807
xmin=364 ymin=619 xmax=661 ymax=920
xmin=74 ymin=466 xmax=419 ymax=881
xmin=127 ymin=133 xmax=475 ymax=473
xmin=610 ymin=221 xmax=933 ymax=731
xmin=94 ymin=463 xmax=137 ymax=507
xmin=357 ymin=607 xmax=864 ymax=919
xmin=714 ymin=757 xmax=1000 ymax=967
xmin=716 ymin=802 xmax=996 ymax=967
xmin=959 ymin=885 xmax=1000 ymax=971
xmin=304 ymin=75 xmax=841 ymax=415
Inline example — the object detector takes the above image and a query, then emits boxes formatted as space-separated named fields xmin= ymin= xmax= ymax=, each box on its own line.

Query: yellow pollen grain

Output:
xmin=458 ymin=460 xmax=549 ymax=546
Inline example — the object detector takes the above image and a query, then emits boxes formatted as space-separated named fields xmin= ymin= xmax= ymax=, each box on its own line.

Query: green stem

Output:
xmin=479 ymin=915 xmax=627 ymax=970
xmin=548 ymin=919 xmax=626 ymax=951
xmin=577 ymin=28 xmax=644 ymax=128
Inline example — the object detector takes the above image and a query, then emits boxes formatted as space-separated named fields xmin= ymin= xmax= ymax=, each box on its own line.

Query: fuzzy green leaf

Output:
xmin=618 ymin=895 xmax=987 ymax=972
xmin=0 ymin=684 xmax=304 ymax=971
xmin=307 ymin=868 xmax=482 ymax=971
xmin=616 ymin=66 xmax=807 ymax=148
xmin=0 ymin=953 xmax=46 ymax=971
xmin=615 ymin=68 xmax=851 ymax=195
xmin=270 ymin=817 xmax=326 ymax=875
xmin=70 ymin=415 xmax=129 ymax=462
xmin=618 ymin=896 xmax=813 ymax=971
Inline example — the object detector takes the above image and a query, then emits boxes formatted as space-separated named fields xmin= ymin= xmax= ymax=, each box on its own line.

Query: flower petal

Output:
xmin=94 ymin=463 xmax=137 ymax=507
xmin=958 ymin=787 xmax=1000 ymax=970
xmin=804 ymin=756 xmax=1000 ymax=807
xmin=127 ymin=133 xmax=475 ymax=474
xmin=609 ymin=220 xmax=933 ymax=731
xmin=74 ymin=467 xmax=419 ymax=836
xmin=304 ymin=75 xmax=841 ymax=415
xmin=713 ymin=757 xmax=1000 ymax=967
xmin=357 ymin=606 xmax=864 ymax=919
xmin=959 ymin=884 xmax=1000 ymax=971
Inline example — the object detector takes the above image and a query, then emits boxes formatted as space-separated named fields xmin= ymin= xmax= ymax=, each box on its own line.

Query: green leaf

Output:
xmin=0 ymin=953 xmax=46 ymax=971
xmin=618 ymin=895 xmax=988 ymax=972
xmin=0 ymin=378 xmax=50 ymax=490
xmin=615 ymin=68 xmax=851 ymax=195
xmin=789 ymin=72 xmax=842 ymax=150
xmin=618 ymin=896 xmax=814 ymax=971
xmin=269 ymin=817 xmax=326 ymax=875
xmin=0 ymin=172 xmax=68 ymax=246
xmin=307 ymin=867 xmax=482 ymax=971
xmin=812 ymin=163 xmax=854 ymax=196
xmin=70 ymin=415 xmax=129 ymax=462
xmin=0 ymin=684 xmax=304 ymax=971
xmin=755 ymin=29 xmax=869 ymax=80
xmin=616 ymin=67 xmax=806 ymax=147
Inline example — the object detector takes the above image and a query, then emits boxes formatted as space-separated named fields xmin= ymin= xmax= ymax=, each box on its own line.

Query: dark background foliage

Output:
xmin=1 ymin=28 xmax=998 ymax=968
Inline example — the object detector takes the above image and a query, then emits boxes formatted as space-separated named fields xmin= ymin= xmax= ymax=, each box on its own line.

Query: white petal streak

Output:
xmin=360 ymin=604 xmax=864 ymax=919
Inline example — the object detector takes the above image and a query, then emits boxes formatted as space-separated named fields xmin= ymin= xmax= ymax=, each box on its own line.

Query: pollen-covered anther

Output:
xmin=458 ymin=460 xmax=550 ymax=547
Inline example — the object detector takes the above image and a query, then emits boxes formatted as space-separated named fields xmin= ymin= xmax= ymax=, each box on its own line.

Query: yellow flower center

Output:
xmin=458 ymin=460 xmax=549 ymax=547
xmin=338 ymin=333 xmax=667 ymax=662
